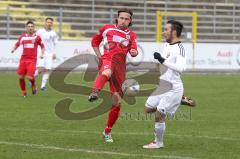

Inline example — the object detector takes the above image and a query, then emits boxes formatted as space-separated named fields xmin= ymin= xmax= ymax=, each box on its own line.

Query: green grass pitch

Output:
xmin=0 ymin=72 xmax=239 ymax=159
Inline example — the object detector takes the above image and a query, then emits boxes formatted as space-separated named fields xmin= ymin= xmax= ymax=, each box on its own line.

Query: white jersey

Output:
xmin=159 ymin=41 xmax=186 ymax=86
xmin=36 ymin=28 xmax=58 ymax=55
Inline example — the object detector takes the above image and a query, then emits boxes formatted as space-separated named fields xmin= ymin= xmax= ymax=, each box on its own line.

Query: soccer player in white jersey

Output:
xmin=36 ymin=17 xmax=58 ymax=90
xmin=143 ymin=20 xmax=186 ymax=149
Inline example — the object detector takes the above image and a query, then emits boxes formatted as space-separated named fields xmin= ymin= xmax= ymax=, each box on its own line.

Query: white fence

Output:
xmin=1 ymin=40 xmax=240 ymax=71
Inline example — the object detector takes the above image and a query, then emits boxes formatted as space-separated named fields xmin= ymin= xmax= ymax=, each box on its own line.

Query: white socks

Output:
xmin=41 ymin=72 xmax=49 ymax=88
xmin=154 ymin=122 xmax=165 ymax=145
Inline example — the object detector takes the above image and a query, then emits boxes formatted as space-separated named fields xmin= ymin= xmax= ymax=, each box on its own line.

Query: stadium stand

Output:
xmin=0 ymin=1 xmax=85 ymax=40
xmin=0 ymin=0 xmax=240 ymax=42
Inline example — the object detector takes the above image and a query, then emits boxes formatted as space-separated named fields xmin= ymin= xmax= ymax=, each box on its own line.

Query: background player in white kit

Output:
xmin=36 ymin=17 xmax=58 ymax=90
xmin=143 ymin=20 xmax=186 ymax=149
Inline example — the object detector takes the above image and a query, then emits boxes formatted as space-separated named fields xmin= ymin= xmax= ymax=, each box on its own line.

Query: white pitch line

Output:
xmin=0 ymin=127 xmax=239 ymax=141
xmin=0 ymin=141 xmax=196 ymax=159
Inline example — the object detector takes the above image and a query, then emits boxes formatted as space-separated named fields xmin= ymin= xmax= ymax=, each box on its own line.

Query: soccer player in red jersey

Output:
xmin=11 ymin=21 xmax=45 ymax=97
xmin=89 ymin=9 xmax=138 ymax=142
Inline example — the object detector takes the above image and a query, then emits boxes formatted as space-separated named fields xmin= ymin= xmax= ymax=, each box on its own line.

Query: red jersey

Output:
xmin=91 ymin=24 xmax=137 ymax=63
xmin=15 ymin=33 xmax=44 ymax=61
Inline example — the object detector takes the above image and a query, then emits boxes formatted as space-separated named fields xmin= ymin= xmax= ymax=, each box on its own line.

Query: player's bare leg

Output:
xmin=144 ymin=107 xmax=157 ymax=113
xmin=181 ymin=95 xmax=196 ymax=107
xmin=89 ymin=69 xmax=112 ymax=102
xmin=143 ymin=109 xmax=165 ymax=149
xmin=18 ymin=75 xmax=27 ymax=97
xmin=103 ymin=92 xmax=121 ymax=142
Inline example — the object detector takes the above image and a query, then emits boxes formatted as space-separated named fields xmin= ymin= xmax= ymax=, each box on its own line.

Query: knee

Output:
xmin=18 ymin=76 xmax=24 ymax=79
xmin=112 ymin=92 xmax=121 ymax=106
xmin=102 ymin=69 xmax=112 ymax=78
xmin=155 ymin=111 xmax=166 ymax=122
xmin=144 ymin=107 xmax=151 ymax=113
xmin=27 ymin=76 xmax=33 ymax=80
xmin=44 ymin=69 xmax=50 ymax=73
xmin=38 ymin=67 xmax=43 ymax=73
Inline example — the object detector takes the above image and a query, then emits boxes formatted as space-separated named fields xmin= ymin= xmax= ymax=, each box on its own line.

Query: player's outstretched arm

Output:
xmin=153 ymin=52 xmax=185 ymax=73
xmin=92 ymin=47 xmax=102 ymax=59
xmin=12 ymin=36 xmax=21 ymax=53
xmin=40 ymin=48 xmax=45 ymax=59
xmin=11 ymin=45 xmax=18 ymax=53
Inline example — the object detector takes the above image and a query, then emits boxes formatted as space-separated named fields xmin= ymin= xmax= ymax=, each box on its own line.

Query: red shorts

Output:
xmin=99 ymin=58 xmax=126 ymax=97
xmin=17 ymin=60 xmax=36 ymax=78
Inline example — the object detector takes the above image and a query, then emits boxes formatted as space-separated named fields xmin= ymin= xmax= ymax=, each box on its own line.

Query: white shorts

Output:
xmin=145 ymin=80 xmax=183 ymax=115
xmin=36 ymin=54 xmax=53 ymax=70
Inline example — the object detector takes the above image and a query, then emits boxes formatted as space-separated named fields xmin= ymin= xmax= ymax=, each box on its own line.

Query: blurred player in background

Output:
xmin=89 ymin=9 xmax=138 ymax=142
xmin=11 ymin=20 xmax=45 ymax=97
xmin=35 ymin=17 xmax=58 ymax=91
xmin=143 ymin=20 xmax=186 ymax=149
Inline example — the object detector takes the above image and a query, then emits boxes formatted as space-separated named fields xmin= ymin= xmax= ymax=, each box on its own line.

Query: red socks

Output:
xmin=104 ymin=105 xmax=121 ymax=134
xmin=94 ymin=74 xmax=120 ymax=134
xmin=29 ymin=78 xmax=36 ymax=89
xmin=93 ymin=74 xmax=108 ymax=91
xmin=19 ymin=78 xmax=26 ymax=95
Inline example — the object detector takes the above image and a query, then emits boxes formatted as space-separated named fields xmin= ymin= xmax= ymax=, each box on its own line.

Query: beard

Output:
xmin=117 ymin=24 xmax=128 ymax=30
xmin=165 ymin=33 xmax=173 ymax=43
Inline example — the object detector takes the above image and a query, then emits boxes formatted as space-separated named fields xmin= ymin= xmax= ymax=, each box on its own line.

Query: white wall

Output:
xmin=1 ymin=40 xmax=240 ymax=70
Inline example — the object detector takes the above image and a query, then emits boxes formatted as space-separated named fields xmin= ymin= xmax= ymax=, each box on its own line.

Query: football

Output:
xmin=122 ymin=79 xmax=140 ymax=96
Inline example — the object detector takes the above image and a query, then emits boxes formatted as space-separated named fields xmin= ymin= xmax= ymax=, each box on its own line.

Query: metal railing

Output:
xmin=0 ymin=0 xmax=240 ymax=42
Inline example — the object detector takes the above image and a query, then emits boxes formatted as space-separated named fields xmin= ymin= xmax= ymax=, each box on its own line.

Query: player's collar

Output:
xmin=44 ymin=27 xmax=52 ymax=32
xmin=26 ymin=32 xmax=36 ymax=37
xmin=169 ymin=41 xmax=181 ymax=45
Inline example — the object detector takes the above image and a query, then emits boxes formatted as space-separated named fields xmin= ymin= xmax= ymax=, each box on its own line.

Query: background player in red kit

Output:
xmin=89 ymin=9 xmax=138 ymax=142
xmin=11 ymin=21 xmax=45 ymax=97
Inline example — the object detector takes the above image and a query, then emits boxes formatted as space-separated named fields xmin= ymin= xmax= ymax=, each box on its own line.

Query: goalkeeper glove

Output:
xmin=153 ymin=52 xmax=165 ymax=64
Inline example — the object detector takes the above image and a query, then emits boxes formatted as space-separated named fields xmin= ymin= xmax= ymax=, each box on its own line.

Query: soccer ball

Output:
xmin=122 ymin=79 xmax=140 ymax=96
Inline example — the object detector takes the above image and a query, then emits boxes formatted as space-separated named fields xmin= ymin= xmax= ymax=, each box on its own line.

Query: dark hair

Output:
xmin=45 ymin=17 xmax=54 ymax=21
xmin=167 ymin=20 xmax=184 ymax=37
xmin=115 ymin=9 xmax=133 ymax=27
xmin=26 ymin=20 xmax=34 ymax=26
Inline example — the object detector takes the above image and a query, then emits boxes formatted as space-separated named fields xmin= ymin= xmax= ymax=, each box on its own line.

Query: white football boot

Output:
xmin=143 ymin=141 xmax=164 ymax=149
xmin=102 ymin=132 xmax=113 ymax=143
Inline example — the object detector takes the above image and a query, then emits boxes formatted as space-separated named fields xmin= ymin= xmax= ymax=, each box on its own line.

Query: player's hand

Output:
xmin=52 ymin=54 xmax=56 ymax=60
xmin=129 ymin=49 xmax=138 ymax=57
xmin=153 ymin=52 xmax=165 ymax=64
xmin=39 ymin=54 xmax=44 ymax=59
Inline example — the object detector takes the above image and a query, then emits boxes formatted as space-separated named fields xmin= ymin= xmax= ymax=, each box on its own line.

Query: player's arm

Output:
xmin=11 ymin=45 xmax=18 ymax=54
xmin=129 ymin=32 xmax=138 ymax=57
xmin=154 ymin=52 xmax=186 ymax=73
xmin=52 ymin=33 xmax=58 ymax=60
xmin=11 ymin=36 xmax=21 ymax=53
xmin=91 ymin=26 xmax=104 ymax=58
xmin=38 ymin=36 xmax=45 ymax=59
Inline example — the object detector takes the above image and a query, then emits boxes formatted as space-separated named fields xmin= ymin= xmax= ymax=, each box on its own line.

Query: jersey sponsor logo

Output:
xmin=23 ymin=43 xmax=34 ymax=48
xmin=112 ymin=35 xmax=129 ymax=46
xmin=20 ymin=36 xmax=37 ymax=44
